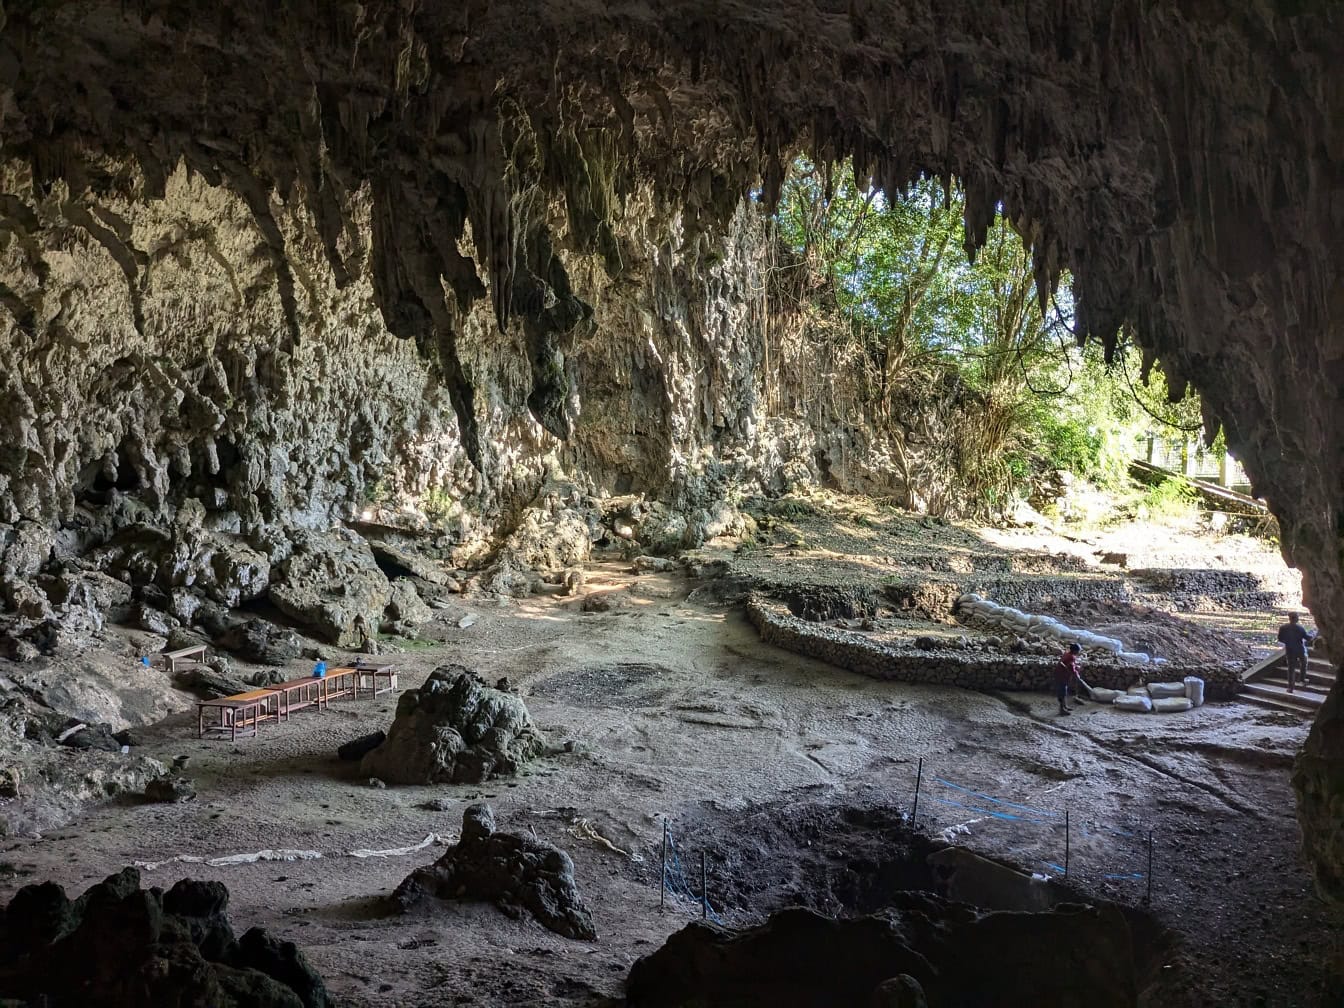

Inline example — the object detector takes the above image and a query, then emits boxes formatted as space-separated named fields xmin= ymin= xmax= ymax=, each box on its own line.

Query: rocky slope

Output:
xmin=0 ymin=1 xmax=1342 ymax=902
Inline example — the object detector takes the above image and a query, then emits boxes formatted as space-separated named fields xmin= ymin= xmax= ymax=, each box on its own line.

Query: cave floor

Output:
xmin=1 ymin=557 xmax=1340 ymax=1006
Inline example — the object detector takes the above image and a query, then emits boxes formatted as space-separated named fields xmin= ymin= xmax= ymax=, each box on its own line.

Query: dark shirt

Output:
xmin=1055 ymin=651 xmax=1080 ymax=685
xmin=1278 ymin=623 xmax=1313 ymax=657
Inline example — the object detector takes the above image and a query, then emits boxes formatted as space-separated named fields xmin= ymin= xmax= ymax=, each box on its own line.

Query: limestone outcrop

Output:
xmin=360 ymin=666 xmax=545 ymax=785
xmin=0 ymin=868 xmax=330 ymax=1007
xmin=267 ymin=529 xmax=392 ymax=647
xmin=394 ymin=804 xmax=597 ymax=940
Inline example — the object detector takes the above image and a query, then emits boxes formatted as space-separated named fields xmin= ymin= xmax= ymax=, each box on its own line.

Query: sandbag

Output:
xmin=1089 ymin=687 xmax=1125 ymax=703
xmin=1116 ymin=651 xmax=1150 ymax=665
xmin=1114 ymin=694 xmax=1153 ymax=712
xmin=1152 ymin=696 xmax=1193 ymax=713
xmin=1126 ymin=685 xmax=1151 ymax=696
xmin=1147 ymin=681 xmax=1187 ymax=698
xmin=1184 ymin=676 xmax=1205 ymax=707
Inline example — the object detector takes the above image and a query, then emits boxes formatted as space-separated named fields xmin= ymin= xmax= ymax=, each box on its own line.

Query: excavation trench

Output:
xmin=640 ymin=800 xmax=1179 ymax=1006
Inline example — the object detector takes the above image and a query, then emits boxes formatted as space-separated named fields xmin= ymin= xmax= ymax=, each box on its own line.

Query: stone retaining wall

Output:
xmin=746 ymin=596 xmax=1243 ymax=700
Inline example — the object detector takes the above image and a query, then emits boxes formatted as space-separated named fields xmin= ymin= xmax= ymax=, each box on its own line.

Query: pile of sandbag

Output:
xmin=1099 ymin=677 xmax=1205 ymax=714
xmin=955 ymin=594 xmax=1153 ymax=665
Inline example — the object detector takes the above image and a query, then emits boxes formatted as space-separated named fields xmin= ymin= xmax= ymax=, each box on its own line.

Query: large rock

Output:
xmin=359 ymin=665 xmax=544 ymax=785
xmin=93 ymin=523 xmax=271 ymax=609
xmin=268 ymin=529 xmax=391 ymax=646
xmin=214 ymin=618 xmax=303 ymax=665
xmin=384 ymin=578 xmax=431 ymax=628
xmin=0 ymin=868 xmax=330 ymax=1007
xmin=626 ymin=897 xmax=1137 ymax=1008
xmin=393 ymin=803 xmax=596 ymax=940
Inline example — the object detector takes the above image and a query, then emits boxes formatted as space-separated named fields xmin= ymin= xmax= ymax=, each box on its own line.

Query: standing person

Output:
xmin=1055 ymin=643 xmax=1084 ymax=715
xmin=1277 ymin=612 xmax=1315 ymax=693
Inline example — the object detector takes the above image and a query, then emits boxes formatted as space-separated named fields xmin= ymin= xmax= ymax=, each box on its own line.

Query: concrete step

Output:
xmin=1259 ymin=675 xmax=1333 ymax=697
xmin=1239 ymin=681 xmax=1324 ymax=715
xmin=1239 ymin=693 xmax=1316 ymax=717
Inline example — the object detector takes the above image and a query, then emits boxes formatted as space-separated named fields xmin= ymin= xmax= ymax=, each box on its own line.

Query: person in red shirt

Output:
xmin=1055 ymin=643 xmax=1084 ymax=716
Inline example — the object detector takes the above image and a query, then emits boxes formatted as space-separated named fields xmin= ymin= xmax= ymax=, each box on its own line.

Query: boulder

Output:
xmin=131 ymin=601 xmax=177 ymax=636
xmin=175 ymin=664 xmax=250 ymax=699
xmin=384 ymin=578 xmax=431 ymax=627
xmin=0 ymin=869 xmax=330 ymax=1007
xmin=359 ymin=665 xmax=544 ymax=785
xmin=393 ymin=803 xmax=596 ymax=940
xmin=215 ymin=618 xmax=302 ymax=665
xmin=268 ymin=529 xmax=391 ymax=646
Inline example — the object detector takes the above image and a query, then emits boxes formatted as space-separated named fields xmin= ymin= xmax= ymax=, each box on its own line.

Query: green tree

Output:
xmin=772 ymin=157 xmax=1215 ymax=512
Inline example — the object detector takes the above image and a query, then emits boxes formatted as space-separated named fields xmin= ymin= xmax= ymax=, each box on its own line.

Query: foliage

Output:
xmin=771 ymin=157 xmax=1215 ymax=513
xmin=1137 ymin=476 xmax=1201 ymax=523
xmin=422 ymin=487 xmax=456 ymax=522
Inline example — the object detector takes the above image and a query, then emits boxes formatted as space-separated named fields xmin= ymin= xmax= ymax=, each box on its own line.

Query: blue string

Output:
xmin=663 ymin=828 xmax=723 ymax=924
xmin=925 ymin=773 xmax=1150 ymax=887
xmin=929 ymin=795 xmax=1050 ymax=825
xmin=933 ymin=778 xmax=1057 ymax=818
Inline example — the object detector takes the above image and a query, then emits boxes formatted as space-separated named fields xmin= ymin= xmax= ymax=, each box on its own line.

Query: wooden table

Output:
xmin=351 ymin=661 xmax=399 ymax=698
xmin=319 ymin=668 xmax=357 ymax=703
xmin=197 ymin=689 xmax=280 ymax=740
xmin=264 ymin=677 xmax=329 ymax=719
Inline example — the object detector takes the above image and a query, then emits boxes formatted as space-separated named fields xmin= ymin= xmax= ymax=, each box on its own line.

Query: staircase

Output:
xmin=1239 ymin=650 xmax=1336 ymax=716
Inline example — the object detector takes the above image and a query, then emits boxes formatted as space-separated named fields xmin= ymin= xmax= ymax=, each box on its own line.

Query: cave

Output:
xmin=1 ymin=2 xmax=1343 ymax=1006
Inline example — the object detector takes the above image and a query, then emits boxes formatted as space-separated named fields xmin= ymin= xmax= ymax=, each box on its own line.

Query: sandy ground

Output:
xmin=1 ymin=521 xmax=1340 ymax=1007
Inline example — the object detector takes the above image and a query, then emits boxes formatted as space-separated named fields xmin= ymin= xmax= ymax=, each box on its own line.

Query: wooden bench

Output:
xmin=350 ymin=659 xmax=399 ymax=698
xmin=161 ymin=644 xmax=209 ymax=675
xmin=197 ymin=689 xmax=280 ymax=740
xmin=264 ymin=677 xmax=329 ymax=720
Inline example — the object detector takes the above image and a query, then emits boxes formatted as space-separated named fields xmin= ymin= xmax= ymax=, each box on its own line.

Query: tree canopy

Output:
xmin=772 ymin=158 xmax=1210 ymax=512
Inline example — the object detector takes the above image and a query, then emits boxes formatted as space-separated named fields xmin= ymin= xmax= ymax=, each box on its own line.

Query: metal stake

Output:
xmin=701 ymin=850 xmax=708 ymax=919
xmin=1064 ymin=808 xmax=1070 ymax=878
xmin=660 ymin=820 xmax=668 ymax=908
xmin=911 ymin=757 xmax=924 ymax=824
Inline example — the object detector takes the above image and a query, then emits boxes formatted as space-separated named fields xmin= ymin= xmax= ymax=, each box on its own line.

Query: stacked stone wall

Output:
xmin=746 ymin=596 xmax=1243 ymax=700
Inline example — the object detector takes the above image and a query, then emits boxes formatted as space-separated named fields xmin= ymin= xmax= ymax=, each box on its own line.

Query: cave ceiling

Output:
xmin=4 ymin=1 xmax=1344 ymax=900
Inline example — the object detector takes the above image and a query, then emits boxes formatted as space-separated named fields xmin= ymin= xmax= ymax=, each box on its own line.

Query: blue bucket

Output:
xmin=312 ymin=661 xmax=327 ymax=679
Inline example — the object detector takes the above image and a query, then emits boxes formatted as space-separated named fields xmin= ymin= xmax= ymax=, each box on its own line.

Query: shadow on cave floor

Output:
xmin=635 ymin=799 xmax=1182 ymax=1007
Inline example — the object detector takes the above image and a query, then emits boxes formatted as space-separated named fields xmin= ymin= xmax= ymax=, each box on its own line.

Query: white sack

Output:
xmin=1114 ymin=694 xmax=1154 ymax=712
xmin=1152 ymin=697 xmax=1193 ymax=713
xmin=1147 ymin=682 xmax=1188 ymax=699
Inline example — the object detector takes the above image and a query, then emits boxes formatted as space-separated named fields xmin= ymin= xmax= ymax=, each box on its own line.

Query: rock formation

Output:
xmin=626 ymin=900 xmax=1137 ymax=1007
xmin=394 ymin=804 xmax=597 ymax=940
xmin=0 ymin=2 xmax=1342 ymax=899
xmin=360 ymin=666 xmax=545 ymax=785
xmin=0 ymin=868 xmax=330 ymax=1007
